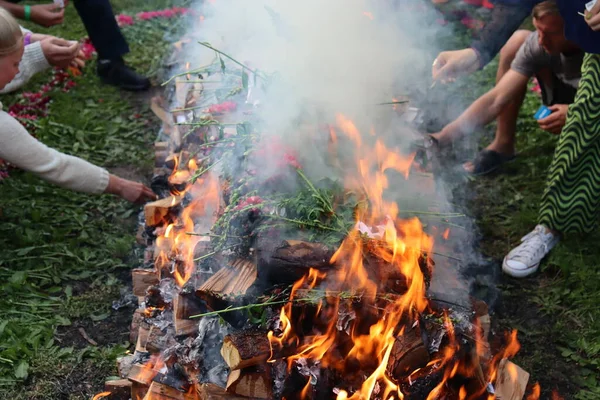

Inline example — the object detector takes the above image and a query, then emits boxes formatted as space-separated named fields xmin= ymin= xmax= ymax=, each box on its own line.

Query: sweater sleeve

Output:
xmin=0 ymin=42 xmax=51 ymax=94
xmin=0 ymin=110 xmax=109 ymax=194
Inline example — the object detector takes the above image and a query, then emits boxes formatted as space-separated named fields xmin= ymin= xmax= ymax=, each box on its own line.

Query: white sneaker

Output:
xmin=502 ymin=225 xmax=559 ymax=278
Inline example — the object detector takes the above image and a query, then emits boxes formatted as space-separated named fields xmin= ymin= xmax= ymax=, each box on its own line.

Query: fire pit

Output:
xmin=96 ymin=2 xmax=538 ymax=399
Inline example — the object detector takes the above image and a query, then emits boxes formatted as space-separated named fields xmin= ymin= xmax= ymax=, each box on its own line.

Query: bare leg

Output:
xmin=464 ymin=30 xmax=531 ymax=171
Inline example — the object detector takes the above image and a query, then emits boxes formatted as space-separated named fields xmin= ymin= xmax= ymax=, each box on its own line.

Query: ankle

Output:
xmin=486 ymin=142 xmax=515 ymax=155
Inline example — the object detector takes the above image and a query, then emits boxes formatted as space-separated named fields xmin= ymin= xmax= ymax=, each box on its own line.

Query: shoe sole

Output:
xmin=99 ymin=76 xmax=151 ymax=92
xmin=466 ymin=155 xmax=517 ymax=177
xmin=502 ymin=256 xmax=539 ymax=278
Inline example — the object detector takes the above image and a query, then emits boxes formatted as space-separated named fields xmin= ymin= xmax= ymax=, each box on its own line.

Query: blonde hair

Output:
xmin=532 ymin=1 xmax=560 ymax=20
xmin=0 ymin=7 xmax=23 ymax=56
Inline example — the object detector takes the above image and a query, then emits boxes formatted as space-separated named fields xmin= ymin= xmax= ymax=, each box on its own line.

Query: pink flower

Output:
xmin=208 ymin=101 xmax=237 ymax=114
xmin=117 ymin=14 xmax=134 ymax=26
xmin=81 ymin=39 xmax=96 ymax=59
xmin=234 ymin=196 xmax=264 ymax=211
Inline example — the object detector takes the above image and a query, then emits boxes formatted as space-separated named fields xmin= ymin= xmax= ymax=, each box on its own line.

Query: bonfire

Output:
xmin=96 ymin=2 xmax=540 ymax=399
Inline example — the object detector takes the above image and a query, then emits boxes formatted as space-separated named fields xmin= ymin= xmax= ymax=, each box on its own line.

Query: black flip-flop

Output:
xmin=466 ymin=149 xmax=516 ymax=176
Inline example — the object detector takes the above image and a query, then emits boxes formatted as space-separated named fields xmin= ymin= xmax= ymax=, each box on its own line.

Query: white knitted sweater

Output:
xmin=0 ymin=102 xmax=109 ymax=194
xmin=0 ymin=37 xmax=109 ymax=194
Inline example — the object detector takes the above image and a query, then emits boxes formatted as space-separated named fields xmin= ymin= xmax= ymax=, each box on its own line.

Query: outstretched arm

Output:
xmin=435 ymin=70 xmax=530 ymax=143
xmin=433 ymin=2 xmax=534 ymax=81
xmin=0 ymin=111 xmax=155 ymax=203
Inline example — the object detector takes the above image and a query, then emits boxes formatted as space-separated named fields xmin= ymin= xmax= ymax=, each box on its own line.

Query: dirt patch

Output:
xmin=55 ymin=304 xmax=134 ymax=349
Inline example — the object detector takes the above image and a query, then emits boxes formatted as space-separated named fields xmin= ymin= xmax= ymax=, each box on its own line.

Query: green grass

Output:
xmin=0 ymin=1 xmax=182 ymax=398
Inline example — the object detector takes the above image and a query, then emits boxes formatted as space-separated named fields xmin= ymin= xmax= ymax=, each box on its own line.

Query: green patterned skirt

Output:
xmin=539 ymin=53 xmax=600 ymax=233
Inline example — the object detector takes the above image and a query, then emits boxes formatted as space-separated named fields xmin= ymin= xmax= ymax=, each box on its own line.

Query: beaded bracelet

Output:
xmin=24 ymin=32 xmax=32 ymax=46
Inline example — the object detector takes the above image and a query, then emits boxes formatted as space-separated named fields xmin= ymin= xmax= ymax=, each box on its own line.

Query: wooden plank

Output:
xmin=494 ymin=360 xmax=530 ymax=400
xmin=220 ymin=331 xmax=271 ymax=371
xmin=197 ymin=384 xmax=249 ymax=400
xmin=144 ymin=381 xmax=197 ymax=400
xmin=143 ymin=196 xmax=183 ymax=227
xmin=226 ymin=365 xmax=272 ymax=399
xmin=132 ymin=269 xmax=160 ymax=297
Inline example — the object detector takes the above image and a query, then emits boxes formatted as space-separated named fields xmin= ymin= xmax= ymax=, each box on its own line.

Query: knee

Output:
xmin=499 ymin=30 xmax=531 ymax=66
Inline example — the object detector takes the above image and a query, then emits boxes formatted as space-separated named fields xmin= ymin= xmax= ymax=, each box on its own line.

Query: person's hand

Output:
xmin=585 ymin=1 xmax=600 ymax=31
xmin=106 ymin=175 xmax=157 ymax=204
xmin=39 ymin=37 xmax=80 ymax=68
xmin=118 ymin=181 xmax=157 ymax=204
xmin=537 ymin=104 xmax=569 ymax=135
xmin=71 ymin=49 xmax=86 ymax=69
xmin=30 ymin=4 xmax=65 ymax=27
xmin=30 ymin=33 xmax=51 ymax=43
xmin=432 ymin=48 xmax=480 ymax=83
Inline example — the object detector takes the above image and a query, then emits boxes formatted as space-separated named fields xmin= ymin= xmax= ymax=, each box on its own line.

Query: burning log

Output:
xmin=133 ymin=269 xmax=160 ymax=298
xmin=144 ymin=196 xmax=183 ymax=227
xmin=494 ymin=360 xmax=530 ymax=400
xmin=103 ymin=379 xmax=132 ymax=400
xmin=145 ymin=381 xmax=197 ymax=400
xmin=256 ymin=239 xmax=335 ymax=284
xmin=226 ymin=365 xmax=272 ymax=399
xmin=220 ymin=331 xmax=272 ymax=371
xmin=197 ymin=383 xmax=249 ymax=400
xmin=132 ymin=382 xmax=150 ymax=400
xmin=387 ymin=328 xmax=430 ymax=379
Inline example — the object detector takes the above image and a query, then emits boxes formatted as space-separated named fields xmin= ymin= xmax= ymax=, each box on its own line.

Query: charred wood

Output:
xmin=256 ymin=239 xmax=335 ymax=284
xmin=103 ymin=379 xmax=131 ymax=400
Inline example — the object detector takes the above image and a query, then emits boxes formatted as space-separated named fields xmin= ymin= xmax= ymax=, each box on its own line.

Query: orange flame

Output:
xmin=154 ymin=157 xmax=220 ymax=287
xmin=268 ymin=114 xmax=436 ymax=399
xmin=92 ymin=392 xmax=111 ymax=400
xmin=527 ymin=383 xmax=541 ymax=400
xmin=442 ymin=228 xmax=450 ymax=240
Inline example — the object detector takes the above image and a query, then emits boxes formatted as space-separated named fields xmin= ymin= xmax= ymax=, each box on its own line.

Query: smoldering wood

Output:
xmin=156 ymin=150 xmax=169 ymax=168
xmin=104 ymin=379 xmax=132 ymax=400
xmin=145 ymin=381 xmax=197 ymax=400
xmin=117 ymin=354 xmax=136 ymax=379
xmin=221 ymin=331 xmax=272 ymax=371
xmin=131 ymin=381 xmax=150 ymax=400
xmin=226 ymin=364 xmax=272 ymax=399
xmin=197 ymin=383 xmax=251 ymax=400
xmin=132 ymin=269 xmax=160 ymax=297
xmin=128 ymin=364 xmax=156 ymax=386
xmin=494 ymin=360 xmax=530 ymax=400
xmin=146 ymin=325 xmax=178 ymax=354
xmin=136 ymin=325 xmax=151 ymax=353
xmin=130 ymin=309 xmax=145 ymax=344
xmin=387 ymin=327 xmax=430 ymax=379
xmin=256 ymin=239 xmax=335 ymax=284
xmin=144 ymin=196 xmax=183 ymax=227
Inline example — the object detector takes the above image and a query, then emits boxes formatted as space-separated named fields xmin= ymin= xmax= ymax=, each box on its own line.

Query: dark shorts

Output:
xmin=537 ymin=74 xmax=578 ymax=106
